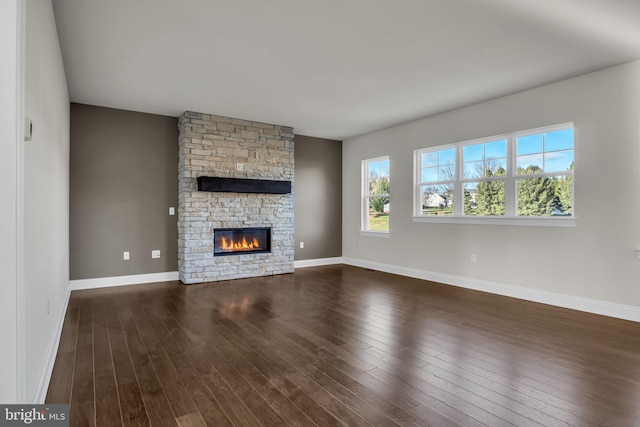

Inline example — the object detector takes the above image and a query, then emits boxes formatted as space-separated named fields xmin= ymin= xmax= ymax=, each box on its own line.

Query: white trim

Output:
xmin=342 ymin=257 xmax=640 ymax=323
xmin=411 ymin=216 xmax=576 ymax=227
xmin=69 ymin=271 xmax=179 ymax=291
xmin=32 ymin=286 xmax=71 ymax=403
xmin=362 ymin=156 xmax=390 ymax=233
xmin=414 ymin=122 xmax=574 ymax=221
xmin=360 ymin=230 xmax=390 ymax=238
xmin=511 ymin=122 xmax=574 ymax=139
xmin=16 ymin=0 xmax=26 ymax=403
xmin=36 ymin=271 xmax=178 ymax=401
xmin=294 ymin=257 xmax=344 ymax=269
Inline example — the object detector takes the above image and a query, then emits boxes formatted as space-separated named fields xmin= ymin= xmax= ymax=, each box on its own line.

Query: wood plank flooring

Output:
xmin=46 ymin=265 xmax=640 ymax=426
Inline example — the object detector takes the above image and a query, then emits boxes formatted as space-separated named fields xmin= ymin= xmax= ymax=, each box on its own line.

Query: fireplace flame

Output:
xmin=221 ymin=236 xmax=261 ymax=251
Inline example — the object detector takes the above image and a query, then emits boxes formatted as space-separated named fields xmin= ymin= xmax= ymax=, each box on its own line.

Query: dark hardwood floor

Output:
xmin=46 ymin=265 xmax=640 ymax=426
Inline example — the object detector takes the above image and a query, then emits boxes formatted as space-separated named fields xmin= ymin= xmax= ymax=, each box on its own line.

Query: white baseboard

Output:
xmin=69 ymin=271 xmax=179 ymax=291
xmin=343 ymin=257 xmax=640 ymax=323
xmin=294 ymin=257 xmax=344 ymax=269
xmin=34 ymin=271 xmax=178 ymax=402
xmin=34 ymin=260 xmax=638 ymax=404
xmin=33 ymin=286 xmax=71 ymax=403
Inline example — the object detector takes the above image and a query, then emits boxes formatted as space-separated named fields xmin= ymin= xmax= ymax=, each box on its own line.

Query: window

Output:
xmin=515 ymin=128 xmax=574 ymax=217
xmin=463 ymin=139 xmax=507 ymax=216
xmin=414 ymin=124 xmax=574 ymax=225
xmin=362 ymin=156 xmax=390 ymax=233
xmin=418 ymin=147 xmax=455 ymax=216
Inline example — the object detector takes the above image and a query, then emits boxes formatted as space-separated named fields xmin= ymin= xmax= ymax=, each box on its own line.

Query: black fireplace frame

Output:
xmin=213 ymin=227 xmax=271 ymax=257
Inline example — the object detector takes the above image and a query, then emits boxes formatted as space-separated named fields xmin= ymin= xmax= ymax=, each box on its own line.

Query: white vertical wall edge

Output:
xmin=33 ymin=286 xmax=70 ymax=403
xmin=294 ymin=257 xmax=344 ymax=269
xmin=343 ymin=257 xmax=640 ymax=323
xmin=69 ymin=271 xmax=179 ymax=290
xmin=16 ymin=0 xmax=26 ymax=403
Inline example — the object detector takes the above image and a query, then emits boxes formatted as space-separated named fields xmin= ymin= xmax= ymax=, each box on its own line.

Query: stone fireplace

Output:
xmin=178 ymin=111 xmax=294 ymax=284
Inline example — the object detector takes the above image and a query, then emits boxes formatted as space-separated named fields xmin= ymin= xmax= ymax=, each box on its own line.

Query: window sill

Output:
xmin=360 ymin=230 xmax=391 ymax=238
xmin=411 ymin=216 xmax=576 ymax=227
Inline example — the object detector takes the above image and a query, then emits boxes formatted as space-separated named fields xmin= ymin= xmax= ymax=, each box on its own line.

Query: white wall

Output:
xmin=343 ymin=61 xmax=640 ymax=309
xmin=0 ymin=0 xmax=23 ymax=404
xmin=24 ymin=0 xmax=70 ymax=402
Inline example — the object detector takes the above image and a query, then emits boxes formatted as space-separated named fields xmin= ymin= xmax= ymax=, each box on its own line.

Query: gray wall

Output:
xmin=70 ymin=104 xmax=178 ymax=280
xmin=70 ymin=108 xmax=342 ymax=278
xmin=294 ymin=135 xmax=342 ymax=260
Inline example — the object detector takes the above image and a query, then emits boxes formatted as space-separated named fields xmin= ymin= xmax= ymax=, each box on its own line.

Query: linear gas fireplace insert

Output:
xmin=213 ymin=227 xmax=271 ymax=256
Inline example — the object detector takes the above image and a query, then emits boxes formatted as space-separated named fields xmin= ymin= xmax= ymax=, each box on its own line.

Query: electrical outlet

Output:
xmin=300 ymin=241 xmax=304 ymax=249
xmin=236 ymin=163 xmax=244 ymax=171
xmin=123 ymin=251 xmax=130 ymax=261
xmin=47 ymin=298 xmax=50 ymax=316
xmin=169 ymin=207 xmax=175 ymax=215
xmin=152 ymin=250 xmax=161 ymax=259
xmin=470 ymin=254 xmax=477 ymax=263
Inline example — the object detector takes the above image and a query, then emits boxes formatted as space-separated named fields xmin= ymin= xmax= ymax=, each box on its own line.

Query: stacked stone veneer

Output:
xmin=178 ymin=111 xmax=294 ymax=284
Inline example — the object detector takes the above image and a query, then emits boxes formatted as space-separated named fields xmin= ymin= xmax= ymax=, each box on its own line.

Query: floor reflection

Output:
xmin=54 ymin=266 xmax=640 ymax=426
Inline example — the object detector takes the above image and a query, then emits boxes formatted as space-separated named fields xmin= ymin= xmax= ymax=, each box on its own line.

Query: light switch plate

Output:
xmin=152 ymin=250 xmax=161 ymax=259
xmin=24 ymin=117 xmax=33 ymax=141
xmin=169 ymin=207 xmax=175 ymax=215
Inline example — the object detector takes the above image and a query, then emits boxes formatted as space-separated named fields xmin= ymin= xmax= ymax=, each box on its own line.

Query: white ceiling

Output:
xmin=52 ymin=0 xmax=640 ymax=140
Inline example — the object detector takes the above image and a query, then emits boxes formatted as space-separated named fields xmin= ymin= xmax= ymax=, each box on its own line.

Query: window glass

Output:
xmin=464 ymin=181 xmax=505 ymax=216
xmin=416 ymin=124 xmax=574 ymax=219
xmin=363 ymin=157 xmax=390 ymax=232
xmin=421 ymin=185 xmax=454 ymax=216
xmin=517 ymin=175 xmax=572 ymax=216
xmin=544 ymin=150 xmax=574 ymax=172
xmin=517 ymin=134 xmax=543 ymax=156
xmin=421 ymin=148 xmax=456 ymax=183
xmin=463 ymin=140 xmax=507 ymax=179
xmin=517 ymin=129 xmax=574 ymax=175
xmin=545 ymin=128 xmax=574 ymax=152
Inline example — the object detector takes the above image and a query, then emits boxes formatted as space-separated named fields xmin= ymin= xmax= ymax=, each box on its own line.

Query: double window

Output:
xmin=362 ymin=156 xmax=390 ymax=233
xmin=414 ymin=123 xmax=574 ymax=221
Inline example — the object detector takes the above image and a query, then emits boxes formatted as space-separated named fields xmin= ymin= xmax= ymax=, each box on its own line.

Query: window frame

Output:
xmin=362 ymin=156 xmax=390 ymax=236
xmin=413 ymin=123 xmax=575 ymax=227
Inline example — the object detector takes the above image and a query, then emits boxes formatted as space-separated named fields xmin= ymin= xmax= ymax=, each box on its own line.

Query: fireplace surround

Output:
xmin=177 ymin=111 xmax=294 ymax=284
